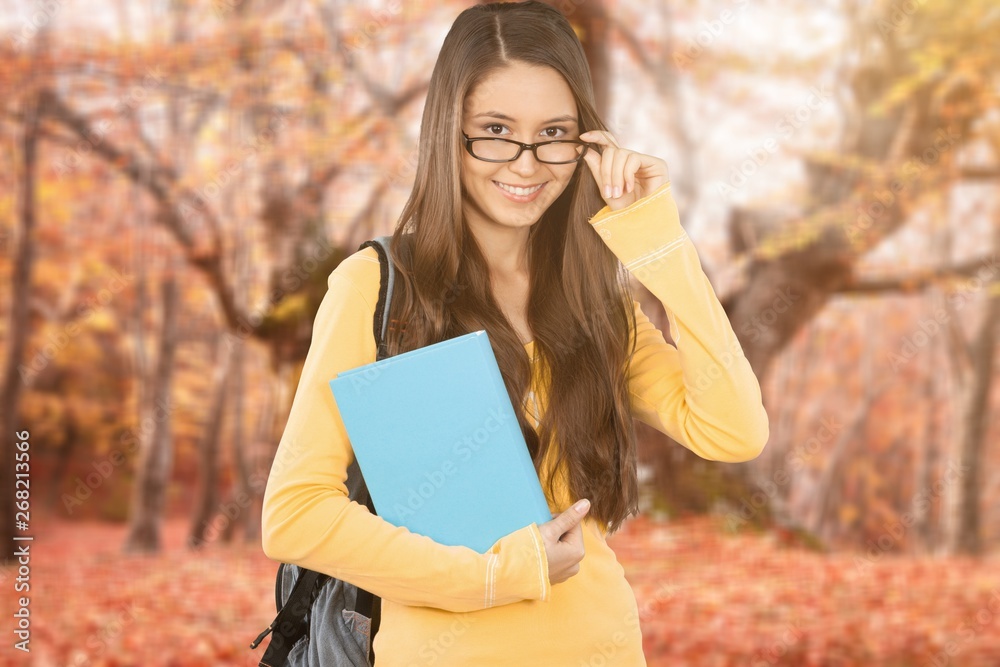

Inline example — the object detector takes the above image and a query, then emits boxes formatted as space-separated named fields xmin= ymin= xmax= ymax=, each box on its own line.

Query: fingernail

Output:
xmin=614 ymin=185 xmax=622 ymax=198
xmin=604 ymin=185 xmax=611 ymax=198
xmin=574 ymin=499 xmax=590 ymax=513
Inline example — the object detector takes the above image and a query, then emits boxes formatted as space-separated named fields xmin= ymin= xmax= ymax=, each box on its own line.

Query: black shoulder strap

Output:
xmin=351 ymin=234 xmax=395 ymax=652
xmin=251 ymin=568 xmax=328 ymax=663
xmin=357 ymin=234 xmax=395 ymax=362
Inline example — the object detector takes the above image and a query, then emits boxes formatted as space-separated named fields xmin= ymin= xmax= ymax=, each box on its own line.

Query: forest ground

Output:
xmin=2 ymin=509 xmax=999 ymax=667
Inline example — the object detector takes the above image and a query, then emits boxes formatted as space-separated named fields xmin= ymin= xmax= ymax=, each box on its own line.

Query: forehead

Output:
xmin=463 ymin=63 xmax=576 ymax=124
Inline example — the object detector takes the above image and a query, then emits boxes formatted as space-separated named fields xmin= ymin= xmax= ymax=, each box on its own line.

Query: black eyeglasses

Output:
xmin=462 ymin=132 xmax=595 ymax=164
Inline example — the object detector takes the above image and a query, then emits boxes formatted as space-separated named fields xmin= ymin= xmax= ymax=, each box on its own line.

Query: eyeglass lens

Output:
xmin=470 ymin=139 xmax=585 ymax=163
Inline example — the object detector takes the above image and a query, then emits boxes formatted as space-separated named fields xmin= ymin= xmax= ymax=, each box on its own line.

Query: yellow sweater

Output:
xmin=261 ymin=181 xmax=769 ymax=666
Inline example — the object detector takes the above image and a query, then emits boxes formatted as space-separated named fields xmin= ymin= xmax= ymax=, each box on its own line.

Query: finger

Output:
xmin=582 ymin=148 xmax=603 ymax=194
xmin=580 ymin=131 xmax=622 ymax=199
xmin=600 ymin=146 xmax=615 ymax=199
xmin=610 ymin=148 xmax=632 ymax=199
xmin=582 ymin=150 xmax=608 ymax=202
xmin=579 ymin=130 xmax=620 ymax=150
xmin=623 ymin=152 xmax=642 ymax=194
xmin=559 ymin=520 xmax=584 ymax=546
xmin=580 ymin=131 xmax=618 ymax=180
xmin=547 ymin=499 xmax=590 ymax=538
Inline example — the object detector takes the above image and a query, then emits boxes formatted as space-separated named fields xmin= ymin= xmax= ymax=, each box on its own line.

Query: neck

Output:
xmin=464 ymin=211 xmax=532 ymax=278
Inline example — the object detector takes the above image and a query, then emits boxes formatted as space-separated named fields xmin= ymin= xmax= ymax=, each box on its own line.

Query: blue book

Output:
xmin=329 ymin=330 xmax=553 ymax=554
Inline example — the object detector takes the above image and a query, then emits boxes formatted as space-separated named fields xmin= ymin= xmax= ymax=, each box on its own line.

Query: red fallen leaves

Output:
xmin=1 ymin=510 xmax=999 ymax=667
xmin=609 ymin=514 xmax=1000 ymax=666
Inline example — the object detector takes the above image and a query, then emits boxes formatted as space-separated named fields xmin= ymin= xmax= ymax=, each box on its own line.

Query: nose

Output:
xmin=508 ymin=145 xmax=541 ymax=177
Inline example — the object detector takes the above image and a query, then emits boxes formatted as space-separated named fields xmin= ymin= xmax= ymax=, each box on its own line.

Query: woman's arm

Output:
xmin=260 ymin=254 xmax=550 ymax=612
xmin=589 ymin=181 xmax=769 ymax=462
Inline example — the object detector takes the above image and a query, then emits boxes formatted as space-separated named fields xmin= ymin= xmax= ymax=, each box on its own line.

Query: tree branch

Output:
xmin=834 ymin=254 xmax=998 ymax=295
xmin=38 ymin=87 xmax=247 ymax=329
xmin=959 ymin=166 xmax=1000 ymax=181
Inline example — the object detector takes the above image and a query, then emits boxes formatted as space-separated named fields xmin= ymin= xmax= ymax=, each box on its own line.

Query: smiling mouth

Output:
xmin=493 ymin=180 xmax=545 ymax=196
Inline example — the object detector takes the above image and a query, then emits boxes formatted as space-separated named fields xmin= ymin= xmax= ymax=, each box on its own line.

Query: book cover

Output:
xmin=329 ymin=330 xmax=553 ymax=554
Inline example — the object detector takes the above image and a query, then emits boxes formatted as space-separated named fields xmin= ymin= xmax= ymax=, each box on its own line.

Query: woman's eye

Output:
xmin=542 ymin=126 xmax=567 ymax=138
xmin=484 ymin=124 xmax=507 ymax=135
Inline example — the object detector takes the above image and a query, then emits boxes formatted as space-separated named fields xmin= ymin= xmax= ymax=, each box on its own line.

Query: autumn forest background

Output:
xmin=1 ymin=0 xmax=999 ymax=665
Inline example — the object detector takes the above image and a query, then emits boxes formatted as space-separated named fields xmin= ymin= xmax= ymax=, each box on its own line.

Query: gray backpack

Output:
xmin=251 ymin=234 xmax=399 ymax=667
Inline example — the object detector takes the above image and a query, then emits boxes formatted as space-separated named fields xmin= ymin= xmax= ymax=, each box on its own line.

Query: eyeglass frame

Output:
xmin=461 ymin=131 xmax=597 ymax=165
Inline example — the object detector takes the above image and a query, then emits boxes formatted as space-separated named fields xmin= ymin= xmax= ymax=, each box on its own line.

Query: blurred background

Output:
xmin=0 ymin=0 xmax=998 ymax=665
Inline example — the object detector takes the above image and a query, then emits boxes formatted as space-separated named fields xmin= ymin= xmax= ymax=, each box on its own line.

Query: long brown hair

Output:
xmin=384 ymin=0 xmax=640 ymax=534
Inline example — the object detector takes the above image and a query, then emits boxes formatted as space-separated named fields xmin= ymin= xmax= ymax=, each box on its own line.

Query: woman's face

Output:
xmin=460 ymin=62 xmax=581 ymax=233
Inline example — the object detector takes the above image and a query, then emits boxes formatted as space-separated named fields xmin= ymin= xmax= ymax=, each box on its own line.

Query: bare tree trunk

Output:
xmin=123 ymin=275 xmax=179 ymax=553
xmin=220 ymin=340 xmax=255 ymax=543
xmin=941 ymin=212 xmax=999 ymax=555
xmin=911 ymin=315 xmax=939 ymax=553
xmin=0 ymin=87 xmax=41 ymax=563
xmin=810 ymin=323 xmax=893 ymax=541
xmin=46 ymin=417 xmax=78 ymax=510
xmin=131 ymin=171 xmax=151 ymax=439
xmin=188 ymin=339 xmax=232 ymax=548
xmin=217 ymin=106 xmax=257 ymax=544
xmin=945 ymin=289 xmax=998 ymax=556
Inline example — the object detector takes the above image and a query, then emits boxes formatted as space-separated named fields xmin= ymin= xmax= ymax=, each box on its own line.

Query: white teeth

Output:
xmin=495 ymin=181 xmax=543 ymax=196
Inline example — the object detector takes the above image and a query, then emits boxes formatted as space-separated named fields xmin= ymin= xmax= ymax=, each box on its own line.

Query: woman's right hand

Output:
xmin=537 ymin=499 xmax=590 ymax=585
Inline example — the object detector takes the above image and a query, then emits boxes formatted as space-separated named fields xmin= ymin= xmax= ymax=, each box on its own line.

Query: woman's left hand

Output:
xmin=579 ymin=130 xmax=670 ymax=212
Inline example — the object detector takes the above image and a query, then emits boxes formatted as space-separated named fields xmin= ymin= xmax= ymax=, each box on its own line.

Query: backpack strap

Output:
xmin=352 ymin=234 xmax=396 ymax=655
xmin=357 ymin=234 xmax=395 ymax=361
xmin=251 ymin=567 xmax=329 ymax=662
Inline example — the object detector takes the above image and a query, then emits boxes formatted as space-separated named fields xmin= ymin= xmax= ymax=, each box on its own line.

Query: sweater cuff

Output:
xmin=487 ymin=522 xmax=551 ymax=607
xmin=588 ymin=181 xmax=686 ymax=280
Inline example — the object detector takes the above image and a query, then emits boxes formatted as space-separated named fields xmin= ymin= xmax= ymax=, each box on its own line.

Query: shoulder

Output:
xmin=328 ymin=245 xmax=382 ymax=312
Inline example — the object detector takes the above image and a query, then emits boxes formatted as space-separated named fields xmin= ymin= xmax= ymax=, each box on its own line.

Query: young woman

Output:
xmin=261 ymin=2 xmax=768 ymax=665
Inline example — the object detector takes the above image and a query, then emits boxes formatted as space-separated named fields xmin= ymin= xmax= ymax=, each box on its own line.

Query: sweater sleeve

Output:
xmin=260 ymin=259 xmax=551 ymax=612
xmin=588 ymin=182 xmax=769 ymax=462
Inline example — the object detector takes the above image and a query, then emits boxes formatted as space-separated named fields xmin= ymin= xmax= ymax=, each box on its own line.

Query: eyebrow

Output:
xmin=472 ymin=111 xmax=578 ymax=125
